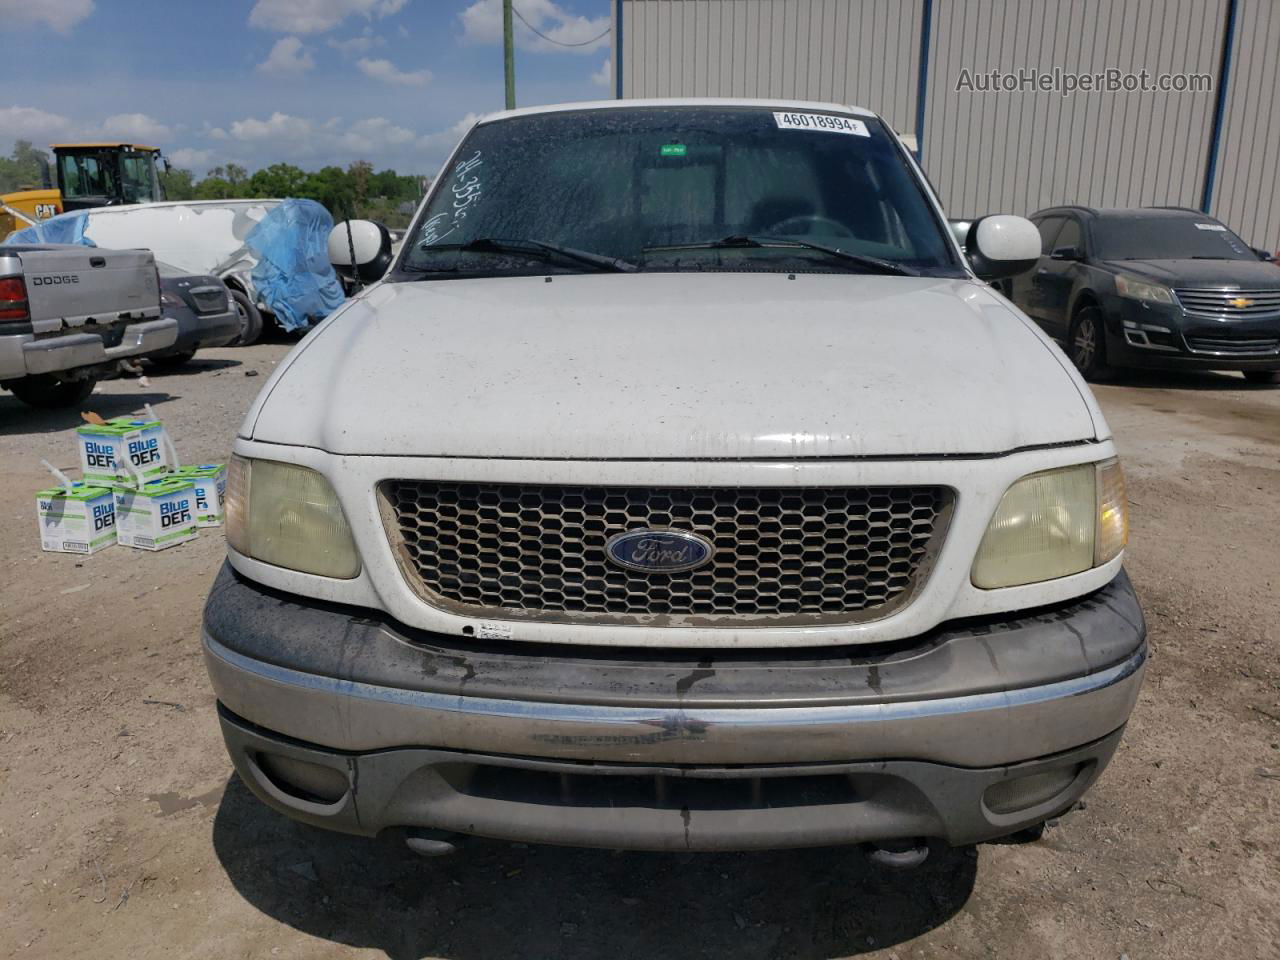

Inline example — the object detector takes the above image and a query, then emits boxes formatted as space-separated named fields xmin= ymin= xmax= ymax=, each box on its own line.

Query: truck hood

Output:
xmin=1101 ymin=258 xmax=1280 ymax=287
xmin=247 ymin=273 xmax=1099 ymax=459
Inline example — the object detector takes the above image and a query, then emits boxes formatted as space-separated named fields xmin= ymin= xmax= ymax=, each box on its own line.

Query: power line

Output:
xmin=510 ymin=5 xmax=611 ymax=48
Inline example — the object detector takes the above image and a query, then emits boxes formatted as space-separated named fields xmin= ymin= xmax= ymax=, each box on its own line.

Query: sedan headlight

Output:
xmin=1115 ymin=274 xmax=1174 ymax=305
xmin=972 ymin=459 xmax=1127 ymax=589
xmin=225 ymin=455 xmax=361 ymax=578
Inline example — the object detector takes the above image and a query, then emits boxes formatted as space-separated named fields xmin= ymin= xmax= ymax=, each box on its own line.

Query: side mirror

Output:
xmin=328 ymin=219 xmax=393 ymax=284
xmin=1050 ymin=245 xmax=1082 ymax=261
xmin=1251 ymin=247 xmax=1275 ymax=262
xmin=964 ymin=214 xmax=1040 ymax=281
xmin=948 ymin=219 xmax=973 ymax=249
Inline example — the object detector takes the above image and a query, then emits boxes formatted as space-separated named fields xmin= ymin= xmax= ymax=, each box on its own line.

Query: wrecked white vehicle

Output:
xmin=8 ymin=199 xmax=344 ymax=344
xmin=203 ymin=100 xmax=1146 ymax=861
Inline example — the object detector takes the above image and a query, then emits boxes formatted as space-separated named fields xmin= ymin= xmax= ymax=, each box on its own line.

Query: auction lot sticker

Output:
xmin=773 ymin=112 xmax=870 ymax=136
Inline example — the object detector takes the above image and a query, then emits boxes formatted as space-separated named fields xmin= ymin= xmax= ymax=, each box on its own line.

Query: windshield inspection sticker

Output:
xmin=1194 ymin=222 xmax=1227 ymax=231
xmin=773 ymin=112 xmax=870 ymax=136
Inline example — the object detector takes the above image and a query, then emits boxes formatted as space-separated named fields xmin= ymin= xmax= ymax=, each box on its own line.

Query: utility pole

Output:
xmin=503 ymin=0 xmax=516 ymax=110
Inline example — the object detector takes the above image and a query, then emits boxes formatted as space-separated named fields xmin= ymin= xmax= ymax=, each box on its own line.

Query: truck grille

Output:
xmin=1174 ymin=288 xmax=1280 ymax=318
xmin=381 ymin=482 xmax=951 ymax=625
xmin=1185 ymin=334 xmax=1280 ymax=356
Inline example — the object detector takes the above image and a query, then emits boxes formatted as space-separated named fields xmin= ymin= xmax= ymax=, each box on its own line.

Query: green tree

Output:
xmin=0 ymin=140 xmax=52 ymax=193
xmin=298 ymin=165 xmax=353 ymax=216
xmin=192 ymin=175 xmax=235 ymax=201
xmin=247 ymin=163 xmax=307 ymax=198
xmin=159 ymin=166 xmax=196 ymax=201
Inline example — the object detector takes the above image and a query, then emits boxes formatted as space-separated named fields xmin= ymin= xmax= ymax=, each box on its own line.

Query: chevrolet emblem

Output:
xmin=1227 ymin=297 xmax=1254 ymax=308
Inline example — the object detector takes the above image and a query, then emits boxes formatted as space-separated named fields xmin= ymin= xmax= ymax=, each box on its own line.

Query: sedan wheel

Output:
xmin=1069 ymin=306 xmax=1111 ymax=380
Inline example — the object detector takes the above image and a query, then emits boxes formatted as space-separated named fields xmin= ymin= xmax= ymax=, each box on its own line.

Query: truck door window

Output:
xmin=119 ymin=153 xmax=160 ymax=204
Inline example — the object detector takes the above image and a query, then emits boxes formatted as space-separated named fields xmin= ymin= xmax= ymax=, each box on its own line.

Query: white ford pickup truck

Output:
xmin=203 ymin=99 xmax=1145 ymax=862
xmin=1 ymin=244 xmax=175 ymax=407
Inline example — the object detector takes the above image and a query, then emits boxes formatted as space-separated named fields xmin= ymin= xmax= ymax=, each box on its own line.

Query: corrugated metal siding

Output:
xmin=617 ymin=1 xmax=1279 ymax=241
xmin=1212 ymin=0 xmax=1280 ymax=247
xmin=922 ymin=0 xmax=1227 ymax=218
xmin=619 ymin=0 xmax=924 ymax=135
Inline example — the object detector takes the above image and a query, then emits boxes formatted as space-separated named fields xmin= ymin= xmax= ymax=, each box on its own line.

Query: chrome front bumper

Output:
xmin=202 ymin=566 xmax=1147 ymax=849
xmin=205 ymin=632 xmax=1145 ymax=768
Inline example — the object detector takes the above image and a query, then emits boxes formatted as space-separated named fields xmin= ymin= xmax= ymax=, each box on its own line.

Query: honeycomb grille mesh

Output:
xmin=382 ymin=482 xmax=950 ymax=623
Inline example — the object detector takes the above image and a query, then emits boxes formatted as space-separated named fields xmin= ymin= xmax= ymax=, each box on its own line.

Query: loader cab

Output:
xmin=52 ymin=143 xmax=166 ymax=211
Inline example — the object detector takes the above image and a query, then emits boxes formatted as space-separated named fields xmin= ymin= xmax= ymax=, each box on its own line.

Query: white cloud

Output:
xmin=0 ymin=105 xmax=72 ymax=144
xmin=249 ymin=0 xmax=409 ymax=35
xmin=229 ymin=112 xmax=316 ymax=143
xmin=340 ymin=117 xmax=416 ymax=151
xmin=0 ymin=0 xmax=94 ymax=33
xmin=192 ymin=108 xmax=473 ymax=174
xmin=96 ymin=112 xmax=173 ymax=142
xmin=459 ymin=0 xmax=608 ymax=54
xmin=416 ymin=113 xmax=481 ymax=156
xmin=327 ymin=29 xmax=383 ymax=55
xmin=258 ymin=36 xmax=316 ymax=74
xmin=591 ymin=57 xmax=610 ymax=87
xmin=168 ymin=147 xmax=212 ymax=170
xmin=357 ymin=57 xmax=431 ymax=86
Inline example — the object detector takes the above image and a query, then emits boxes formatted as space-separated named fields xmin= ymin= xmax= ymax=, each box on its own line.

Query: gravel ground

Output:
xmin=1 ymin=345 xmax=1277 ymax=960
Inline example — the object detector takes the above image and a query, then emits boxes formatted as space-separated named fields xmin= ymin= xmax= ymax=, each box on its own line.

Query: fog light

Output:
xmin=983 ymin=764 xmax=1084 ymax=815
xmin=255 ymin=753 xmax=349 ymax=803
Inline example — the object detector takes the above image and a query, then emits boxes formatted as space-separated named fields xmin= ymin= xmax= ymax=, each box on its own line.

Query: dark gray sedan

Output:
xmin=1008 ymin=206 xmax=1280 ymax=383
xmin=148 ymin=262 xmax=241 ymax=368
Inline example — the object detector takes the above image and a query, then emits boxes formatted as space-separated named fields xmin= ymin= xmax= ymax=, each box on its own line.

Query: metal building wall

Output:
xmin=617 ymin=0 xmax=924 ymax=136
xmin=920 ymin=0 xmax=1227 ymax=218
xmin=1211 ymin=0 xmax=1280 ymax=247
xmin=615 ymin=1 xmax=1275 ymax=242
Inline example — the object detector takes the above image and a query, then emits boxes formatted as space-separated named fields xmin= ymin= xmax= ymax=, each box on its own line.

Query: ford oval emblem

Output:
xmin=605 ymin=529 xmax=714 ymax=573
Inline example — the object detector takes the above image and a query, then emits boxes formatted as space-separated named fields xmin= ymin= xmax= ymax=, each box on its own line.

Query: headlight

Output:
xmin=225 ymin=456 xmax=361 ymax=578
xmin=1115 ymin=274 xmax=1174 ymax=305
xmin=972 ymin=459 xmax=1128 ymax=589
xmin=160 ymin=290 xmax=183 ymax=307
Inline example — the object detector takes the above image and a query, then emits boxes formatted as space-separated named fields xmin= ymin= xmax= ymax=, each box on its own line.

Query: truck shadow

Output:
xmin=211 ymin=774 xmax=976 ymax=960
xmin=0 ymin=390 xmax=177 ymax=436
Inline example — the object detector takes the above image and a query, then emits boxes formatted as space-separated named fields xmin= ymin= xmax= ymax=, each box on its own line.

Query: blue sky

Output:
xmin=0 ymin=0 xmax=613 ymax=176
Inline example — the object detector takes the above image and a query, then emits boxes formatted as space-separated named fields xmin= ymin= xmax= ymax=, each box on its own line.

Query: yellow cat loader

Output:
xmin=1 ymin=143 xmax=165 ymax=237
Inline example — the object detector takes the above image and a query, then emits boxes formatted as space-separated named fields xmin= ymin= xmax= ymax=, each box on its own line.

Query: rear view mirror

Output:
xmin=328 ymin=219 xmax=393 ymax=284
xmin=963 ymin=215 xmax=1040 ymax=281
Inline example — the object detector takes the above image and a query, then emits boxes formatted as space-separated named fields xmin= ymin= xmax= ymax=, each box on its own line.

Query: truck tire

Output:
xmin=230 ymin=290 xmax=264 ymax=347
xmin=8 ymin=374 xmax=96 ymax=409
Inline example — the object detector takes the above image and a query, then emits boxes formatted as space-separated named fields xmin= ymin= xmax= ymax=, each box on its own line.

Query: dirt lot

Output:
xmin=2 ymin=346 xmax=1277 ymax=960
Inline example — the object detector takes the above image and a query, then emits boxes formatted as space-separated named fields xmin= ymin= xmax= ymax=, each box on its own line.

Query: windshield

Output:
xmin=1093 ymin=216 xmax=1257 ymax=261
xmin=401 ymin=107 xmax=959 ymax=278
xmin=59 ymin=152 xmax=117 ymax=201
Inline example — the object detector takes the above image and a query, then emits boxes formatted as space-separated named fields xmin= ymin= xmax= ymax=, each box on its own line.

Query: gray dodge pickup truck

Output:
xmin=1 ymin=244 xmax=176 ymax=407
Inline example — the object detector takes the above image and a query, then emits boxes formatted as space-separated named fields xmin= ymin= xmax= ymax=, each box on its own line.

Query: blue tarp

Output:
xmin=8 ymin=210 xmax=95 ymax=246
xmin=244 ymin=198 xmax=345 ymax=332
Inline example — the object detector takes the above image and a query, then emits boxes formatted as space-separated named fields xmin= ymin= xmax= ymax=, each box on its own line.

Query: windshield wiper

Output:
xmin=644 ymin=235 xmax=919 ymax=276
xmin=410 ymin=237 xmax=638 ymax=273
